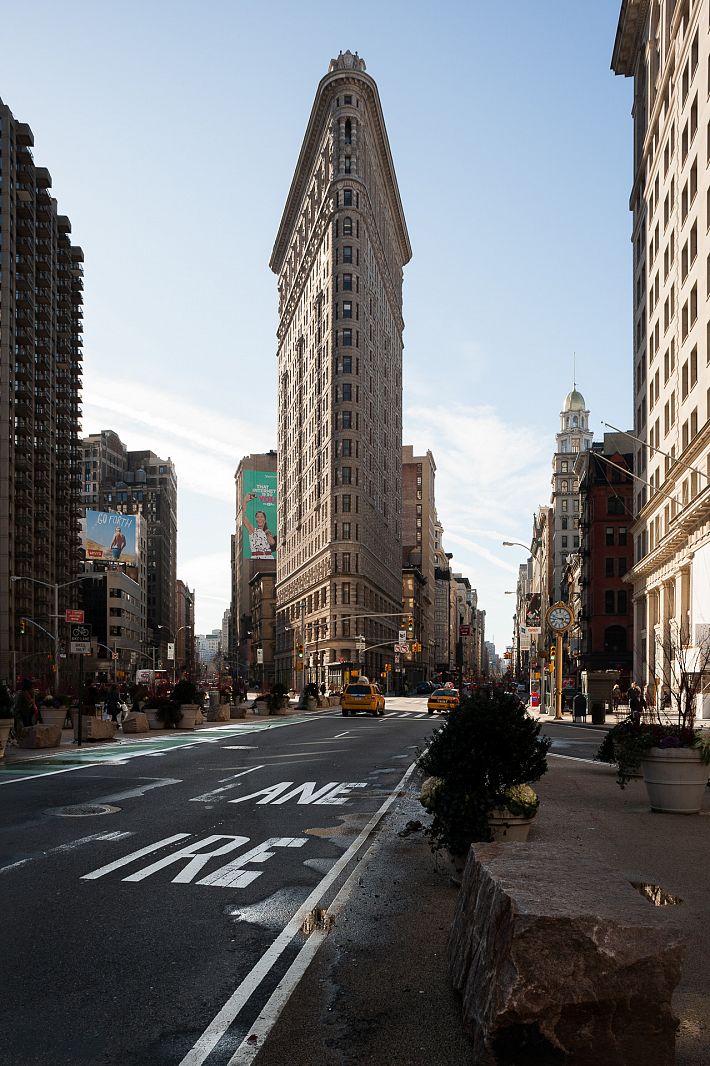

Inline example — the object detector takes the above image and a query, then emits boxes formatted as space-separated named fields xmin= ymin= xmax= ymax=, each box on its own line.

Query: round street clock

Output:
xmin=546 ymin=602 xmax=574 ymax=632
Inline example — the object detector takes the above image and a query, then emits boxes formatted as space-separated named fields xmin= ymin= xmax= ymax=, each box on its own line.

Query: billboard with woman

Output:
xmin=241 ymin=472 xmax=277 ymax=560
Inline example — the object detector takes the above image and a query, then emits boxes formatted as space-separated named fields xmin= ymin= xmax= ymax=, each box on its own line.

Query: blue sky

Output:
xmin=3 ymin=1 xmax=633 ymax=649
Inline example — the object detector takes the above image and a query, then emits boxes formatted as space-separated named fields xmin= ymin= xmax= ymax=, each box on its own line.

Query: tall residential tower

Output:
xmin=270 ymin=51 xmax=411 ymax=688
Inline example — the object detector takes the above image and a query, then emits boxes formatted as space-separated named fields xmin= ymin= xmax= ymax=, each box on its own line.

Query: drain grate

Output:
xmin=301 ymin=907 xmax=335 ymax=934
xmin=630 ymin=881 xmax=683 ymax=907
xmin=46 ymin=804 xmax=121 ymax=818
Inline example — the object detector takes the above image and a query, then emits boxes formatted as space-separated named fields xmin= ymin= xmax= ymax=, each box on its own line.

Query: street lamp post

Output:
xmin=11 ymin=573 xmax=105 ymax=695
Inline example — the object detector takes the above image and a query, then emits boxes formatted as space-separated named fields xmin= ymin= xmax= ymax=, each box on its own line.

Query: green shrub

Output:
xmin=418 ymin=690 xmax=550 ymax=855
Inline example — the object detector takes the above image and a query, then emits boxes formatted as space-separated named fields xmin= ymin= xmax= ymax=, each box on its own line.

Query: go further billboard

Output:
xmin=84 ymin=511 xmax=138 ymax=565
xmin=240 ymin=471 xmax=277 ymax=560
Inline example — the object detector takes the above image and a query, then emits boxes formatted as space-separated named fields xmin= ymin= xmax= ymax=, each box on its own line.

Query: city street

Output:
xmin=0 ymin=698 xmax=438 ymax=1066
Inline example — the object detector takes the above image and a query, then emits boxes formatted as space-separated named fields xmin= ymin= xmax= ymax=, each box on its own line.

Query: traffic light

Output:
xmin=406 ymin=616 xmax=414 ymax=636
xmin=297 ymin=643 xmax=304 ymax=660
xmin=549 ymin=647 xmax=556 ymax=673
xmin=19 ymin=617 xmax=26 ymax=636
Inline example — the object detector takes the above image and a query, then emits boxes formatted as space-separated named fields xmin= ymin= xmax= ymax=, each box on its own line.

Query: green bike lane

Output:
xmin=0 ymin=715 xmax=325 ymax=784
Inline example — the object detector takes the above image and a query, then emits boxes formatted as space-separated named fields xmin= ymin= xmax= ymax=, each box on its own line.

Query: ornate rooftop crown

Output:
xmin=329 ymin=50 xmax=366 ymax=73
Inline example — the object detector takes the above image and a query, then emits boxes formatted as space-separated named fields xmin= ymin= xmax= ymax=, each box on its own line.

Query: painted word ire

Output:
xmin=82 ymin=833 xmax=307 ymax=888
xmin=228 ymin=780 xmax=367 ymax=806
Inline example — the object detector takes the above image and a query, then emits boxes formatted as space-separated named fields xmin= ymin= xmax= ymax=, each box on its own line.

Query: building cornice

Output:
xmin=611 ymin=0 xmax=650 ymax=77
xmin=270 ymin=66 xmax=411 ymax=276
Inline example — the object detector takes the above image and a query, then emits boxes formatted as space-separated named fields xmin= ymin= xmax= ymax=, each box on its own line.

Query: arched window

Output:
xmin=572 ymin=415 xmax=578 ymax=427
xmin=561 ymin=479 xmax=569 ymax=493
xmin=344 ymin=119 xmax=352 ymax=144
xmin=343 ymin=216 xmax=353 ymax=236
xmin=604 ymin=625 xmax=627 ymax=653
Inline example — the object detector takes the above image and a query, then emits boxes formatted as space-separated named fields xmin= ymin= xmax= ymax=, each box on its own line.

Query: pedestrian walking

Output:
xmin=105 ymin=685 xmax=121 ymax=727
xmin=628 ymin=682 xmax=644 ymax=725
xmin=13 ymin=679 xmax=37 ymax=733
xmin=612 ymin=683 xmax=621 ymax=713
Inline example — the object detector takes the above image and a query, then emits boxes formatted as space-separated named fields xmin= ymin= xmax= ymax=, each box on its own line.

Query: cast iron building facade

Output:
xmin=0 ymin=98 xmax=84 ymax=685
xmin=270 ymin=51 xmax=411 ymax=688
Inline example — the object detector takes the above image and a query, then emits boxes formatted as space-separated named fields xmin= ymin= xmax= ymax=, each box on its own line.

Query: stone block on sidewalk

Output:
xmin=18 ymin=724 xmax=62 ymax=748
xmin=73 ymin=716 xmax=116 ymax=741
xmin=122 ymin=712 xmax=149 ymax=733
xmin=206 ymin=705 xmax=230 ymax=722
xmin=448 ymin=842 xmax=685 ymax=1066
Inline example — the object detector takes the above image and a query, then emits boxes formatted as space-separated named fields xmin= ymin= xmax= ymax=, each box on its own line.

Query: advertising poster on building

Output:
xmin=83 ymin=511 xmax=138 ymax=565
xmin=240 ymin=471 xmax=277 ymax=560
xmin=525 ymin=594 xmax=541 ymax=637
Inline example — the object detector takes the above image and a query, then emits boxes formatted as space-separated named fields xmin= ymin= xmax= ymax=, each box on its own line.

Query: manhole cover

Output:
xmin=46 ymin=804 xmax=121 ymax=818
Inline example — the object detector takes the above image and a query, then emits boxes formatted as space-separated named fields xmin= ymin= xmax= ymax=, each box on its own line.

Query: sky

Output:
xmin=3 ymin=1 xmax=633 ymax=651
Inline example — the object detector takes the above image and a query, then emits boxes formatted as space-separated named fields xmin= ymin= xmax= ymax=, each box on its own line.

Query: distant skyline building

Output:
xmin=401 ymin=446 xmax=437 ymax=681
xmin=270 ymin=50 xmax=412 ymax=688
xmin=550 ymin=389 xmax=593 ymax=602
xmin=0 ymin=97 xmax=85 ymax=685
xmin=80 ymin=431 xmax=177 ymax=664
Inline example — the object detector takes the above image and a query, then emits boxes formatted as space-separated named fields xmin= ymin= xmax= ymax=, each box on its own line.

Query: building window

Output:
xmin=342 ymin=494 xmax=351 ymax=513
xmin=343 ymin=189 xmax=352 ymax=207
xmin=619 ymin=557 xmax=628 ymax=576
xmin=561 ymin=500 xmax=568 ymax=513
xmin=607 ymin=495 xmax=624 ymax=515
xmin=560 ymin=479 xmax=569 ymax=493
xmin=341 ymin=355 xmax=352 ymax=373
xmin=605 ymin=557 xmax=614 ymax=577
xmin=342 ymin=583 xmax=350 ymax=605
xmin=342 ymin=328 xmax=352 ymax=346
xmin=342 ymin=383 xmax=352 ymax=401
xmin=606 ymin=527 xmax=614 ymax=546
xmin=618 ymin=527 xmax=627 ymax=546
xmin=342 ymin=552 xmax=351 ymax=573
xmin=343 ymin=246 xmax=353 ymax=263
xmin=561 ymin=460 xmax=568 ymax=473
xmin=605 ymin=591 xmax=615 ymax=614
xmin=342 ymin=300 xmax=352 ymax=318
xmin=342 ymin=521 xmax=351 ymax=539
xmin=344 ymin=157 xmax=351 ymax=174
xmin=617 ymin=590 xmax=628 ymax=615
xmin=344 ymin=119 xmax=352 ymax=144
xmin=342 ymin=273 xmax=353 ymax=290
xmin=561 ymin=536 xmax=568 ymax=548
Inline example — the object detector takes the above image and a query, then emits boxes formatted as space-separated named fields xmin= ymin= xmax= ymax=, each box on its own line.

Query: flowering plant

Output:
xmin=498 ymin=784 xmax=539 ymax=818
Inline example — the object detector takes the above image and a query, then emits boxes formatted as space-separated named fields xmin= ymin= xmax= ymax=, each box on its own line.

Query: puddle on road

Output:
xmin=630 ymin=881 xmax=683 ymax=906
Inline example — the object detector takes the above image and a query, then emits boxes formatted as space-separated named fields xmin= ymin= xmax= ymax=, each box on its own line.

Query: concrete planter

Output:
xmin=487 ymin=808 xmax=536 ymax=843
xmin=122 ymin=712 xmax=149 ymax=733
xmin=177 ymin=704 xmax=200 ymax=730
xmin=269 ymin=698 xmax=290 ymax=716
xmin=0 ymin=720 xmax=12 ymax=758
xmin=230 ymin=704 xmax=248 ymax=719
xmin=253 ymin=699 xmax=269 ymax=716
xmin=641 ymin=746 xmax=709 ymax=814
xmin=145 ymin=709 xmax=164 ymax=730
xmin=206 ymin=704 xmax=230 ymax=722
xmin=39 ymin=706 xmax=68 ymax=732
xmin=329 ymin=695 xmax=342 ymax=707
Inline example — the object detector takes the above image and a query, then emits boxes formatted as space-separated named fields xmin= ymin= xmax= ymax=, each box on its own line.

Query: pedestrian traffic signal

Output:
xmin=19 ymin=617 xmax=26 ymax=636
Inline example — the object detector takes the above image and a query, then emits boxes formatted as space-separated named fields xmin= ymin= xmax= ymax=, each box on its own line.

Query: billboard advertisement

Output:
xmin=240 ymin=471 xmax=277 ymax=560
xmin=84 ymin=511 xmax=138 ymax=566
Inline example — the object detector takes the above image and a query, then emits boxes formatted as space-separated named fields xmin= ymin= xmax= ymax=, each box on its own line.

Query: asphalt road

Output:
xmin=540 ymin=718 xmax=607 ymax=762
xmin=0 ymin=697 xmax=441 ymax=1066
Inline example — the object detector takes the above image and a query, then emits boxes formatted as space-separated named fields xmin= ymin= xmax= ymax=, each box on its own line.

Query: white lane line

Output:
xmin=91 ymin=778 xmax=182 ymax=804
xmin=415 ymin=712 xmax=429 ymax=719
xmin=0 ymin=830 xmax=134 ymax=875
xmin=191 ymin=767 xmax=265 ymax=802
xmin=332 ymin=732 xmax=350 ymax=739
xmin=549 ymin=753 xmax=609 ymax=765
xmin=384 ymin=712 xmax=399 ymax=718
xmin=396 ymin=713 xmax=411 ymax=718
xmin=179 ymin=759 xmax=418 ymax=1066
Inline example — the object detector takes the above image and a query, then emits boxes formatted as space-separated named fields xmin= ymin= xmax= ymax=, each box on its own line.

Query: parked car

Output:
xmin=427 ymin=687 xmax=460 ymax=714
xmin=413 ymin=681 xmax=437 ymax=695
xmin=341 ymin=682 xmax=385 ymax=717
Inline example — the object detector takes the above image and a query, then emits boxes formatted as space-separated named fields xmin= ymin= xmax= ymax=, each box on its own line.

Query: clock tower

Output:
xmin=550 ymin=387 xmax=593 ymax=602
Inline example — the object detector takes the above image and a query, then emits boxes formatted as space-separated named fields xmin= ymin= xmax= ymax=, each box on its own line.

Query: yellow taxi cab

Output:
xmin=427 ymin=687 xmax=460 ymax=714
xmin=341 ymin=678 xmax=385 ymax=717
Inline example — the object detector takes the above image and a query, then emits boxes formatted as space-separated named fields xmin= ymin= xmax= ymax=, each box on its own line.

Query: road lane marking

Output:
xmin=228 ymin=780 xmax=368 ymax=806
xmin=82 ymin=833 xmax=191 ymax=880
xmin=1 ymin=830 xmax=134 ymax=876
xmin=549 ymin=753 xmax=608 ymax=765
xmin=197 ymin=838 xmax=307 ymax=889
xmin=123 ymin=835 xmax=250 ymax=883
xmin=179 ymin=759 xmax=418 ymax=1066
xmin=384 ymin=712 xmax=399 ymax=717
xmin=332 ymin=732 xmax=350 ymax=739
xmin=91 ymin=778 xmax=182 ymax=803
xmin=191 ymin=767 xmax=266 ymax=802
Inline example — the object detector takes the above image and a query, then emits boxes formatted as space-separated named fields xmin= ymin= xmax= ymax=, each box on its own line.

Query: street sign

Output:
xmin=256 ymin=648 xmax=264 ymax=664
xmin=394 ymin=654 xmax=400 ymax=666
xmin=65 ymin=609 xmax=84 ymax=624
xmin=111 ymin=652 xmax=118 ymax=661
xmin=394 ymin=642 xmax=409 ymax=654
xmin=70 ymin=642 xmax=91 ymax=655
xmin=459 ymin=624 xmax=471 ymax=637
xmin=167 ymin=642 xmax=175 ymax=661
xmin=70 ymin=622 xmax=92 ymax=642
xmin=398 ymin=630 xmax=407 ymax=643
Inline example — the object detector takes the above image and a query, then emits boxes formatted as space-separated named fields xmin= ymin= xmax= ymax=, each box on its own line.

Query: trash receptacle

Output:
xmin=591 ymin=701 xmax=605 ymax=725
xmin=572 ymin=693 xmax=587 ymax=721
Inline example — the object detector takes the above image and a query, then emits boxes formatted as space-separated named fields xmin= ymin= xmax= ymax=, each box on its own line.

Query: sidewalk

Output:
xmin=258 ymin=754 xmax=710 ymax=1066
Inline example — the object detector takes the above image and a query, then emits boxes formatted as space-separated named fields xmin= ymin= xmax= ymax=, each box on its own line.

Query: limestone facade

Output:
xmin=613 ymin=1 xmax=710 ymax=714
xmin=270 ymin=52 xmax=411 ymax=688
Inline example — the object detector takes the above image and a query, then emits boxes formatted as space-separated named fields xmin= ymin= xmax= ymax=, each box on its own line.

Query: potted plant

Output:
xmin=597 ymin=623 xmax=710 ymax=812
xmin=253 ymin=693 xmax=269 ymax=715
xmin=268 ymin=682 xmax=290 ymax=715
xmin=144 ymin=695 xmax=171 ymax=730
xmin=38 ymin=694 xmax=70 ymax=734
xmin=418 ymin=689 xmax=550 ymax=858
xmin=487 ymin=783 xmax=540 ymax=842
